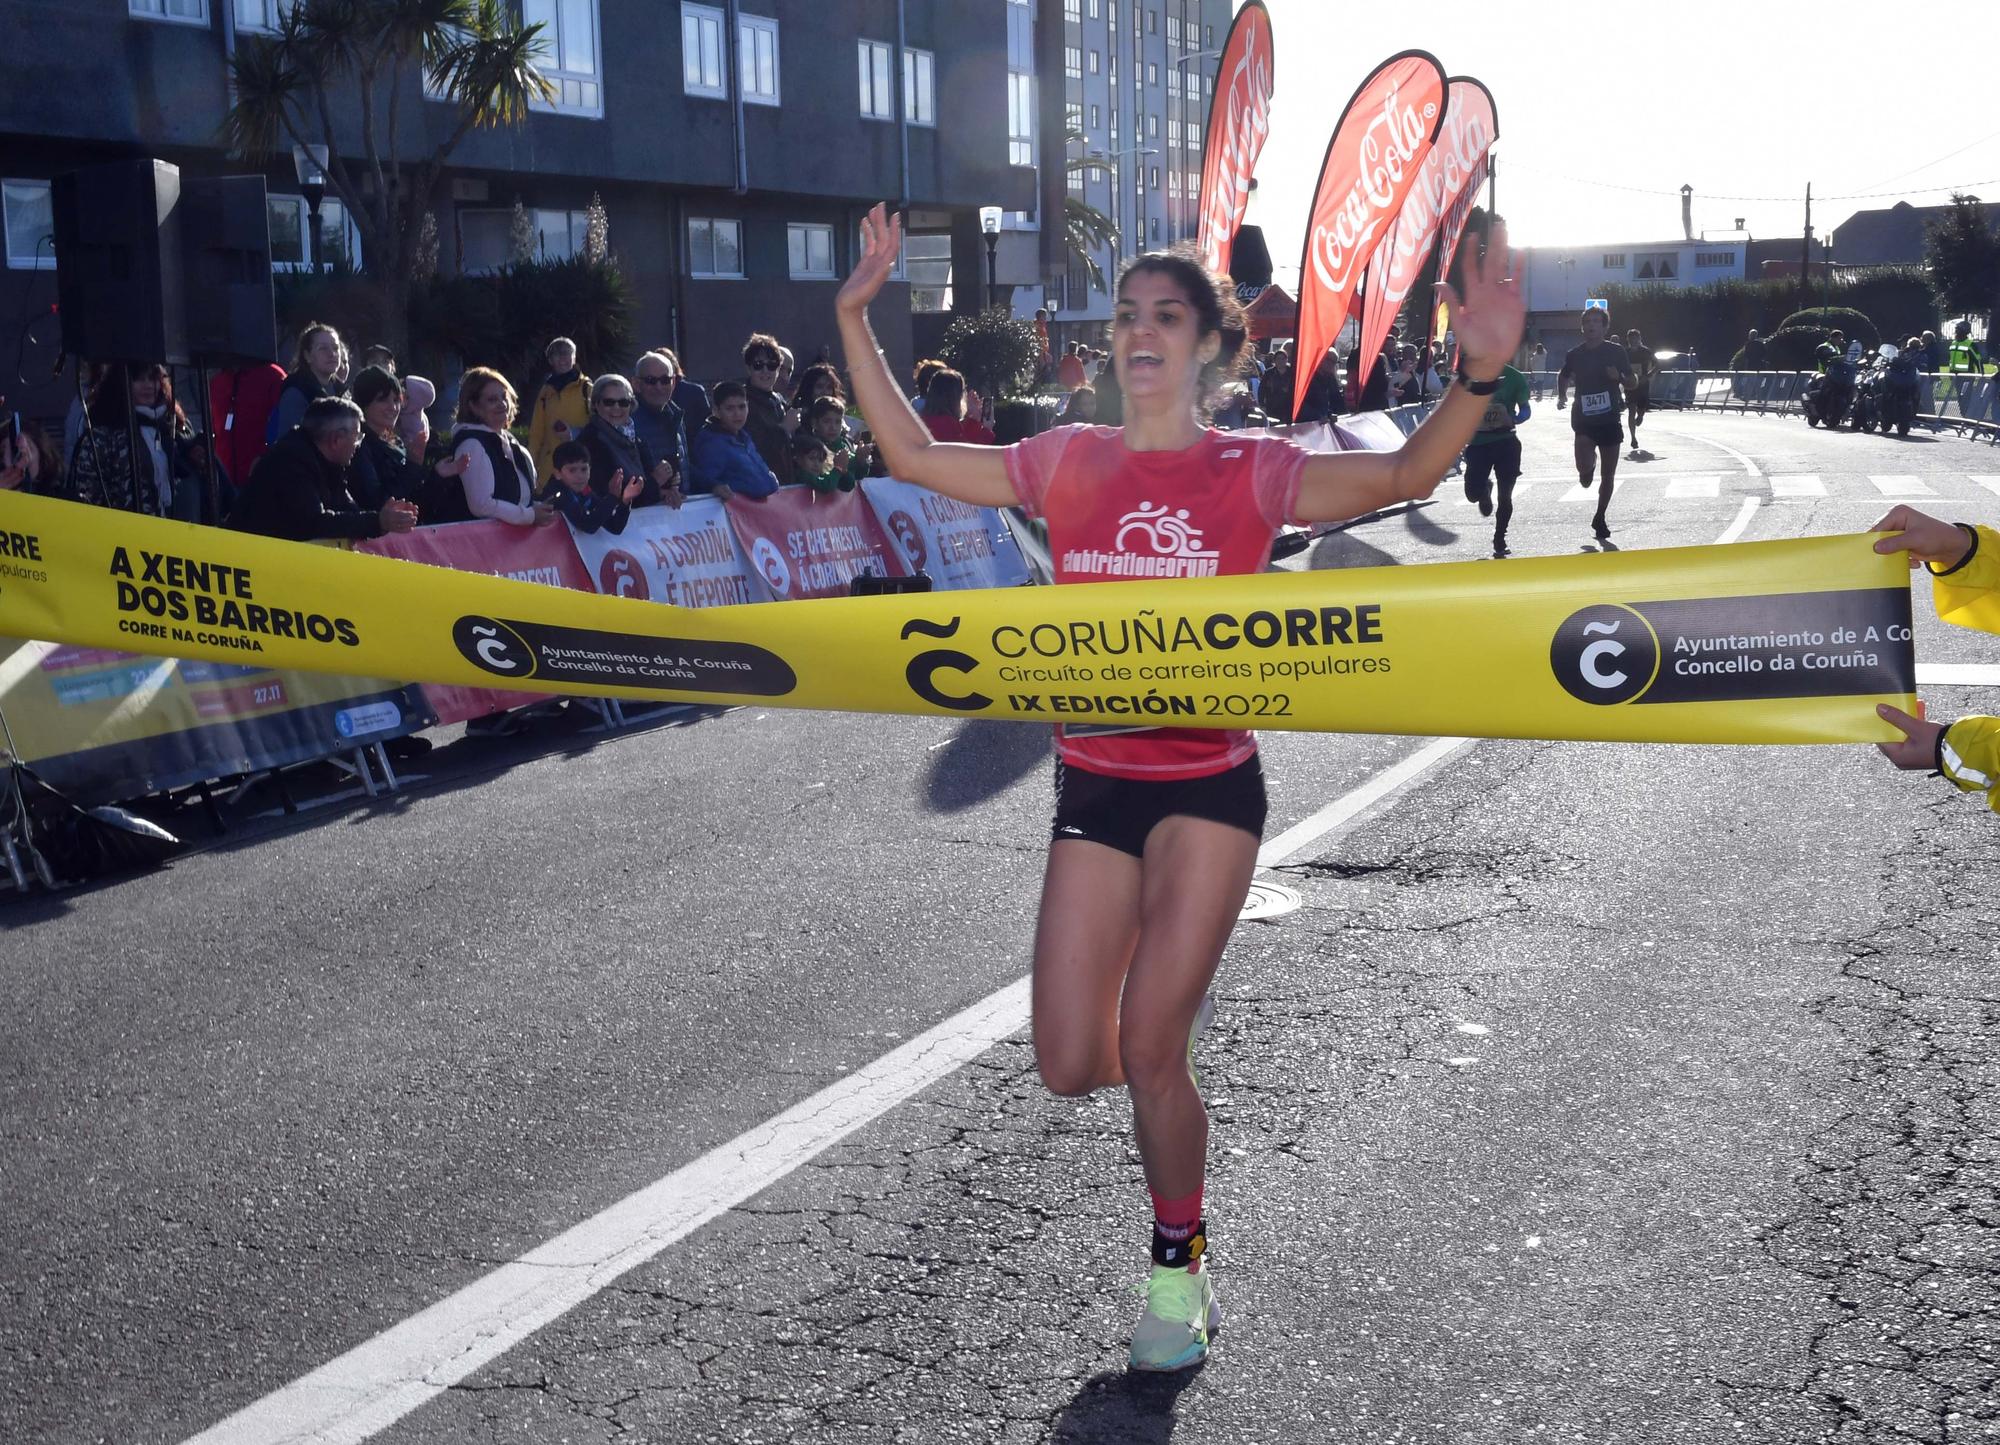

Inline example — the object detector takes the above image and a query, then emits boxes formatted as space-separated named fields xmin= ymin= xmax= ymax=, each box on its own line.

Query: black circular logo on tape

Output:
xmin=453 ymin=616 xmax=537 ymax=678
xmin=1550 ymin=604 xmax=1659 ymax=705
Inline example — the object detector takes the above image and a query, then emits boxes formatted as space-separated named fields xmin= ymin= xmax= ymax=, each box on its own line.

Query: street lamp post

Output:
xmin=291 ymin=143 xmax=330 ymax=273
xmin=978 ymin=205 xmax=1002 ymax=311
xmin=1166 ymin=48 xmax=1222 ymax=242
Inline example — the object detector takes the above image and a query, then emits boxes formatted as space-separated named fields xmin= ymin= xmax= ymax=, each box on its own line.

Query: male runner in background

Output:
xmin=1624 ymin=327 xmax=1657 ymax=458
xmin=1557 ymin=309 xmax=1636 ymax=543
xmin=1462 ymin=360 xmax=1532 ymax=558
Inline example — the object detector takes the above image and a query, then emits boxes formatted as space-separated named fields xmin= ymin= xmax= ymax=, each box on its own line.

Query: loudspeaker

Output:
xmin=180 ymin=175 xmax=277 ymax=364
xmin=50 ymin=159 xmax=187 ymax=365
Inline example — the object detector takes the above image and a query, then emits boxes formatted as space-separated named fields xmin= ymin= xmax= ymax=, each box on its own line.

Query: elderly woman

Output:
xmin=579 ymin=373 xmax=681 ymax=508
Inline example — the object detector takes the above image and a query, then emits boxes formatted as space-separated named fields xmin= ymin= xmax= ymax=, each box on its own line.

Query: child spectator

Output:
xmin=788 ymin=431 xmax=852 ymax=494
xmin=804 ymin=396 xmax=872 ymax=484
xmin=543 ymin=438 xmax=638 ymax=534
xmin=688 ymin=380 xmax=779 ymax=502
xmin=0 ymin=415 xmax=68 ymax=497
xmin=527 ymin=336 xmax=591 ymax=484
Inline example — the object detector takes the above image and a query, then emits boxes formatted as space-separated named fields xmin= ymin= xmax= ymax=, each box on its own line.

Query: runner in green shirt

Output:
xmin=1462 ymin=362 xmax=1533 ymax=558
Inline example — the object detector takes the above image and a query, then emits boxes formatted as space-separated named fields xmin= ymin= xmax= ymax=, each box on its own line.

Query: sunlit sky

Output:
xmin=1246 ymin=0 xmax=2000 ymax=285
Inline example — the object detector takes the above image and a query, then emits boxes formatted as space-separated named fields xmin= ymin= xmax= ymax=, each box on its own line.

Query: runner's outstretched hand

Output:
xmin=1877 ymin=701 xmax=1943 ymax=768
xmin=1871 ymin=505 xmax=1974 ymax=571
xmin=838 ymin=204 xmax=902 ymax=317
xmin=1435 ymin=219 xmax=1526 ymax=378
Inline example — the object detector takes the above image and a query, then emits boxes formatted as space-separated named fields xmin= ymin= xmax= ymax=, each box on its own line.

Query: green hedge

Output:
xmin=1594 ymin=267 xmax=1936 ymax=368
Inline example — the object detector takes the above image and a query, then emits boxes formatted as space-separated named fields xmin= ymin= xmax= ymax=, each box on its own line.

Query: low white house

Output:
xmin=1519 ymin=240 xmax=1749 ymax=366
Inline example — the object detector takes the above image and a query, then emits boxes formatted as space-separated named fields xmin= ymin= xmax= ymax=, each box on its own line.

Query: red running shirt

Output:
xmin=1004 ymin=424 xmax=1310 ymax=781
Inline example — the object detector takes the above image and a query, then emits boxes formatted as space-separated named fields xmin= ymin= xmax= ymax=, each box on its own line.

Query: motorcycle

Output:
xmin=1878 ymin=344 xmax=1921 ymax=437
xmin=1802 ymin=353 xmax=1856 ymax=428
xmin=1849 ymin=352 xmax=1887 ymax=433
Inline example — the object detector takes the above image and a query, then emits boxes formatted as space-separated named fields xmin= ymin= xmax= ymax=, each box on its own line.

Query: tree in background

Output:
xmin=1924 ymin=194 xmax=2000 ymax=332
xmin=222 ymin=0 xmax=555 ymax=355
xmin=1061 ymin=128 xmax=1120 ymax=298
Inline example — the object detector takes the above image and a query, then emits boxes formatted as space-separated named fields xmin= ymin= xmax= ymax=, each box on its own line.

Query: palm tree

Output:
xmin=1061 ymin=127 xmax=1119 ymax=297
xmin=221 ymin=0 xmax=555 ymax=353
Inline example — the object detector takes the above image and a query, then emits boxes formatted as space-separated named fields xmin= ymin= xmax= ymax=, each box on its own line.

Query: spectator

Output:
xmin=1527 ymin=340 xmax=1548 ymax=397
xmin=542 ymin=437 xmax=638 ymax=534
xmin=527 ymin=336 xmax=592 ymax=485
xmin=229 ymin=396 xmax=417 ymax=542
xmin=1740 ymin=329 xmax=1765 ymax=371
xmin=651 ymin=346 xmax=710 ymax=431
xmin=68 ymin=363 xmax=209 ymax=520
xmin=1922 ymin=329 xmax=1946 ymax=371
xmin=920 ymin=368 xmax=996 ymax=444
xmin=436 ymin=367 xmax=553 ymax=528
xmin=1057 ymin=385 xmax=1098 ymax=424
xmin=1295 ymin=347 xmax=1341 ymax=424
xmin=804 ymin=395 xmax=872 ymax=483
xmin=1394 ymin=346 xmax=1423 ymax=406
xmin=787 ymin=432 xmax=852 ymax=494
xmin=1 ymin=416 xmax=68 ymax=497
xmin=1259 ymin=347 xmax=1294 ymax=420
xmin=1359 ymin=347 xmax=1393 ymax=411
xmin=398 ymin=374 xmax=437 ymax=458
xmin=1057 ymin=344 xmax=1087 ymax=392
xmin=631 ymin=350 xmax=690 ymax=478
xmin=741 ymin=332 xmax=797 ymax=478
xmin=1210 ymin=384 xmax=1267 ymax=431
xmin=357 ymin=344 xmax=397 ymax=373
xmin=209 ymin=358 xmax=287 ymax=494
xmin=580 ymin=373 xmax=681 ymax=508
xmin=689 ymin=380 xmax=780 ymax=502
xmin=349 ymin=365 xmax=462 ymax=513
xmin=270 ymin=322 xmax=347 ymax=440
xmin=793 ymin=360 xmax=846 ymax=409
xmin=913 ymin=357 xmax=948 ymax=412
xmin=774 ymin=344 xmax=796 ymax=396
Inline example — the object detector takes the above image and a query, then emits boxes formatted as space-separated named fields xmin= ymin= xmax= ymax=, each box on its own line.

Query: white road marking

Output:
xmin=183 ymin=732 xmax=1477 ymax=1445
xmin=1714 ymin=497 xmax=1761 ymax=545
xmin=1664 ymin=475 xmax=1721 ymax=499
xmin=1917 ymin=663 xmax=2000 ymax=687
xmin=1868 ymin=475 xmax=1934 ymax=497
xmin=1972 ymin=475 xmax=2000 ymax=498
xmin=1768 ymin=474 xmax=1825 ymax=497
xmin=1648 ymin=425 xmax=1763 ymax=477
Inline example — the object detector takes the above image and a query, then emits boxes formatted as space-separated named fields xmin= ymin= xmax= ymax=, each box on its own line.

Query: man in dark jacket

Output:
xmin=229 ymin=397 xmax=418 ymax=542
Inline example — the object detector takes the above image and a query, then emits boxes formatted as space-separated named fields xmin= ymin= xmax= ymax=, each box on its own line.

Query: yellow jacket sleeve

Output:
xmin=527 ymin=383 xmax=557 ymax=484
xmin=1940 ymin=715 xmax=2000 ymax=813
xmin=1930 ymin=523 xmax=2000 ymax=635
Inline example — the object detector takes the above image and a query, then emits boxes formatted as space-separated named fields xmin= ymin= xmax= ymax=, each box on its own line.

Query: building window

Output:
xmin=1088 ymin=0 xmax=1100 ymax=14
xmin=1601 ymin=253 xmax=1626 ymax=269
xmin=234 ymin=0 xmax=293 ymax=31
xmin=268 ymin=194 xmax=363 ymax=273
xmin=688 ymin=217 xmax=744 ymax=278
xmin=524 ymin=0 xmax=601 ymax=117
xmin=787 ymin=222 xmax=835 ymax=279
xmin=904 ymin=48 xmax=935 ymax=126
xmin=1008 ymin=73 xmax=1034 ymax=166
xmin=1089 ymin=166 xmax=1104 ymax=183
xmin=1089 ymin=104 xmax=1100 ymax=128
xmin=1166 ymin=14 xmax=1181 ymax=46
xmin=682 ymin=3 xmax=725 ymax=97
xmin=1206 ymin=23 xmax=1214 ymax=43
xmin=1087 ymin=49 xmax=1099 ymax=74
xmin=1151 ymin=217 xmax=1160 ymax=240
xmin=129 ymin=0 xmax=208 ymax=22
xmin=1068 ymin=169 xmax=1084 ymax=196
xmin=1149 ymin=165 xmax=1160 ymax=188
xmin=1147 ymin=114 xmax=1158 ymax=138
xmin=738 ymin=14 xmax=779 ymax=104
xmin=1063 ymin=0 xmax=1080 ymax=18
xmin=1064 ymin=45 xmax=1081 ymax=79
xmin=3 ymin=180 xmax=55 ymax=270
xmin=453 ymin=206 xmax=582 ymax=273
xmin=1634 ymin=252 xmax=1678 ymax=280
xmin=859 ymin=39 xmax=894 ymax=120
xmin=1146 ymin=5 xmax=1157 ymax=32
xmin=1147 ymin=63 xmax=1158 ymax=85
xmin=1696 ymin=251 xmax=1737 ymax=267
xmin=855 ymin=220 xmax=906 ymax=278
xmin=1065 ymin=100 xmax=1083 ymax=131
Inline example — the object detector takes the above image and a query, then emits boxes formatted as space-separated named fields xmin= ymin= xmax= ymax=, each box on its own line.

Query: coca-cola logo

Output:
xmin=1308 ymin=80 xmax=1432 ymax=296
xmin=1197 ymin=10 xmax=1274 ymax=274
xmin=1373 ymin=88 xmax=1493 ymax=305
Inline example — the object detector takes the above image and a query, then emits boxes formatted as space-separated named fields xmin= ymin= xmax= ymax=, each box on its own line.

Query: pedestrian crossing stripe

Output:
xmin=1972 ymin=476 xmax=2000 ymax=498
xmin=1868 ymin=475 xmax=1934 ymax=496
xmin=1664 ymin=476 xmax=1721 ymax=499
xmin=1454 ymin=472 xmax=2000 ymax=503
xmin=1770 ymin=474 xmax=1825 ymax=497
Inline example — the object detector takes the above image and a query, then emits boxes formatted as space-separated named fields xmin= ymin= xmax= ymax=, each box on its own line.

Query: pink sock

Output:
xmin=1151 ymin=1186 xmax=1204 ymax=1241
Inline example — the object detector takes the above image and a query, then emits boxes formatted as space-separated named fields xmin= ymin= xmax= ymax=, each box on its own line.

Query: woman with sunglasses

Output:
xmin=834 ymin=202 xmax=1524 ymax=1373
xmin=741 ymin=333 xmax=800 ymax=481
xmin=580 ymin=374 xmax=682 ymax=509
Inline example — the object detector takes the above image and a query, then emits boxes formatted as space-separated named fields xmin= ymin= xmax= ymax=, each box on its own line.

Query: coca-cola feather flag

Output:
xmin=1194 ymin=0 xmax=1275 ymax=279
xmin=1430 ymin=77 xmax=1500 ymax=350
xmin=1290 ymin=50 xmax=1448 ymax=421
xmin=1352 ymin=77 xmax=1499 ymax=408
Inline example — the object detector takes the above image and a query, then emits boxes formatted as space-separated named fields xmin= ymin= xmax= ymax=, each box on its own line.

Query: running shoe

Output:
xmin=1493 ymin=541 xmax=1511 ymax=559
xmin=1578 ymin=475 xmax=1593 ymax=490
xmin=1477 ymin=490 xmax=1493 ymax=517
xmin=1592 ymin=517 xmax=1612 ymax=541
xmin=1129 ymin=1262 xmax=1220 ymax=1372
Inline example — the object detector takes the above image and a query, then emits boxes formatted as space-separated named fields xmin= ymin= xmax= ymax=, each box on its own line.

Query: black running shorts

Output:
xmin=1463 ymin=432 xmax=1522 ymax=491
xmin=1050 ymin=755 xmax=1268 ymax=858
xmin=1574 ymin=416 xmax=1624 ymax=449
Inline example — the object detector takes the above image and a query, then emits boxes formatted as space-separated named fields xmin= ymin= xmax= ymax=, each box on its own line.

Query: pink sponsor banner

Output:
xmin=1352 ymin=77 xmax=1499 ymax=409
xmin=858 ymin=477 xmax=1031 ymax=591
xmin=565 ymin=496 xmax=758 ymax=610
xmin=1193 ymin=0 xmax=1275 ymax=279
xmin=723 ymin=488 xmax=907 ymax=602
xmin=357 ymin=519 xmax=595 ymax=724
xmin=1291 ymin=50 xmax=1448 ymax=421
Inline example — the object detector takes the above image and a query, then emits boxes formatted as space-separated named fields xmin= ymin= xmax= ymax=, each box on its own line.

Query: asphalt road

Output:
xmin=4 ymin=409 xmax=1997 ymax=1445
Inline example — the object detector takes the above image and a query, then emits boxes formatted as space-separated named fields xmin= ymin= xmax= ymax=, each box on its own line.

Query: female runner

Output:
xmin=835 ymin=204 xmax=1525 ymax=1371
